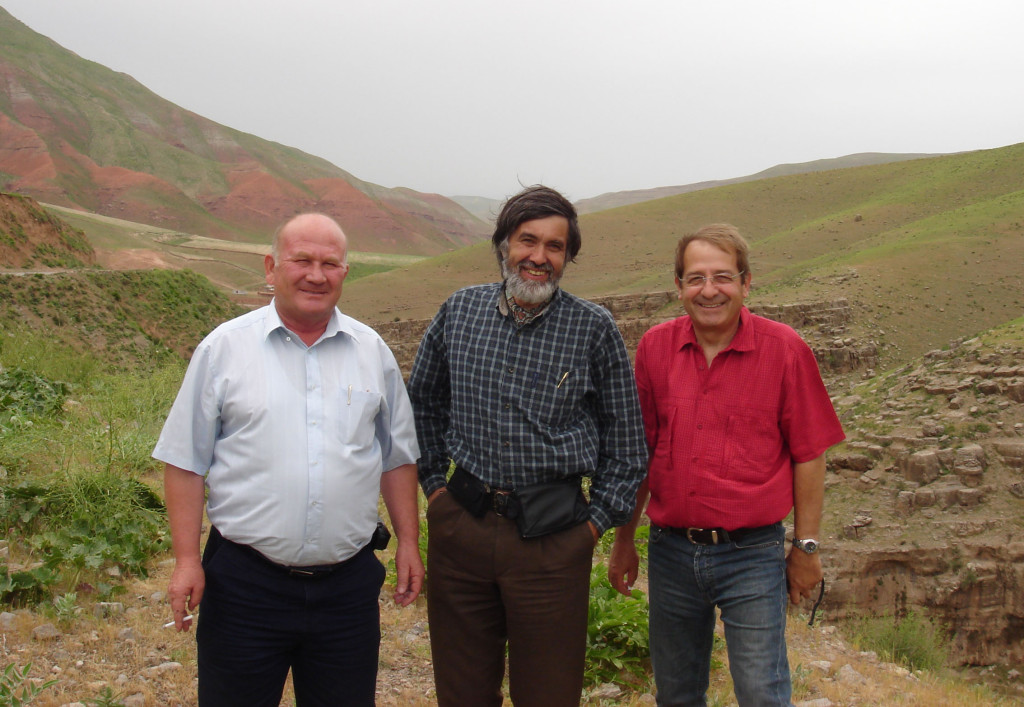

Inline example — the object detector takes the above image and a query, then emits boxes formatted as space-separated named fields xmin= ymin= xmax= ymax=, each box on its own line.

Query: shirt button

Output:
xmin=504 ymin=403 xmax=511 ymax=409
xmin=503 ymin=441 xmax=511 ymax=447
xmin=508 ymin=367 xmax=515 ymax=373
xmin=697 ymin=424 xmax=703 ymax=430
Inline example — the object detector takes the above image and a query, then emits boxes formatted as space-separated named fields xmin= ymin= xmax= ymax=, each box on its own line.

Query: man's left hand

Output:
xmin=785 ymin=547 xmax=823 ymax=605
xmin=391 ymin=540 xmax=424 ymax=607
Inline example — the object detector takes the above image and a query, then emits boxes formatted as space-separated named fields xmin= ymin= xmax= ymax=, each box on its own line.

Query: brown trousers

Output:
xmin=426 ymin=490 xmax=594 ymax=707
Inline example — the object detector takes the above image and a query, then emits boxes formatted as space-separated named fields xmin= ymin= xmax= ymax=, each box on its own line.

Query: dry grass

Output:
xmin=5 ymin=551 xmax=1022 ymax=707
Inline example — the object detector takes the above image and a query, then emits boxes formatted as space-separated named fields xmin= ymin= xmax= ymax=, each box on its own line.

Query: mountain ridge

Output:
xmin=0 ymin=6 xmax=487 ymax=255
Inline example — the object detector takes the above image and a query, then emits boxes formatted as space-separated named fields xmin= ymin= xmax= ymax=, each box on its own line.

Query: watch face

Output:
xmin=797 ymin=539 xmax=819 ymax=554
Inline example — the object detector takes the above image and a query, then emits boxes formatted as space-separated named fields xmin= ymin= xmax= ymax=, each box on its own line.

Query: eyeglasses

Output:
xmin=679 ymin=271 xmax=746 ymax=289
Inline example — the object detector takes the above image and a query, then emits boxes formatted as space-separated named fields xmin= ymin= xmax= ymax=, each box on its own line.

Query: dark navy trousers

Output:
xmin=196 ymin=528 xmax=385 ymax=706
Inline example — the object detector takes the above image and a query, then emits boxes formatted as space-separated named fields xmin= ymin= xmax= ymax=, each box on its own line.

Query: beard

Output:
xmin=501 ymin=254 xmax=562 ymax=305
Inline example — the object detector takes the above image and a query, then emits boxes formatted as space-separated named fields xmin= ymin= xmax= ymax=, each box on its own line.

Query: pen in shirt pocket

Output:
xmin=556 ymin=370 xmax=571 ymax=389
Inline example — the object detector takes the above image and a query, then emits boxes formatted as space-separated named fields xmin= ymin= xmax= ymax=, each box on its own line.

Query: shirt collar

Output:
xmin=263 ymin=300 xmax=347 ymax=344
xmin=495 ymin=283 xmax=561 ymax=321
xmin=677 ymin=306 xmax=755 ymax=354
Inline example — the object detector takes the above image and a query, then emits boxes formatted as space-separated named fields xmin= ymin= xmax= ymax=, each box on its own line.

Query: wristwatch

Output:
xmin=793 ymin=538 xmax=820 ymax=554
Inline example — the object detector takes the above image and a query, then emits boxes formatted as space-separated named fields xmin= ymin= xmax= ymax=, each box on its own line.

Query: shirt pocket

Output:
xmin=524 ymin=364 xmax=591 ymax=429
xmin=337 ymin=389 xmax=382 ymax=443
xmin=723 ymin=412 xmax=782 ymax=484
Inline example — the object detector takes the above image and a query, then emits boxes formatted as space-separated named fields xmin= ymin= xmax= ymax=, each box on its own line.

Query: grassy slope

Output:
xmin=341 ymin=143 xmax=1024 ymax=365
xmin=0 ymin=269 xmax=245 ymax=366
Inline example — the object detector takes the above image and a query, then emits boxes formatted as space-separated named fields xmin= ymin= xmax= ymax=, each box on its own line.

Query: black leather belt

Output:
xmin=655 ymin=523 xmax=777 ymax=545
xmin=489 ymin=489 xmax=515 ymax=517
xmin=213 ymin=526 xmax=370 ymax=579
xmin=446 ymin=466 xmax=516 ymax=518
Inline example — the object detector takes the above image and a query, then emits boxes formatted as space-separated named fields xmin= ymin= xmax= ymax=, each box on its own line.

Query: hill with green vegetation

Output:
xmin=341 ymin=142 xmax=1024 ymax=369
xmin=0 ymin=268 xmax=244 ymax=367
xmin=0 ymin=6 xmax=487 ymax=255
xmin=0 ymin=191 xmax=94 ymax=268
xmin=574 ymin=151 xmax=942 ymax=214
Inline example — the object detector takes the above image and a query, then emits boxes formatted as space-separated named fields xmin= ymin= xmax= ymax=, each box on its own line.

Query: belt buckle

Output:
xmin=686 ymin=527 xmax=720 ymax=545
xmin=492 ymin=490 xmax=512 ymax=517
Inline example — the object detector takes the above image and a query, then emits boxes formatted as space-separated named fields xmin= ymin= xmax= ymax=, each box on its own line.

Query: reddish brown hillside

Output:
xmin=0 ymin=7 xmax=487 ymax=254
xmin=0 ymin=191 xmax=95 ymax=268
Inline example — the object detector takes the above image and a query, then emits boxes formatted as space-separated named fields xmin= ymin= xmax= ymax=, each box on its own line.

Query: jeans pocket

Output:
xmin=733 ymin=524 xmax=784 ymax=551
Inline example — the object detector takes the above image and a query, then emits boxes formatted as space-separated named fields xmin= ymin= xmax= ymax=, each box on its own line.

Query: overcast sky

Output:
xmin=5 ymin=0 xmax=1023 ymax=200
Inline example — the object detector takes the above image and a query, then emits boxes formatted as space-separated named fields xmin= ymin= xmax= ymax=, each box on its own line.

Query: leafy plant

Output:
xmin=0 ymin=565 xmax=56 ymax=607
xmin=1 ymin=472 xmax=168 ymax=606
xmin=52 ymin=591 xmax=80 ymax=625
xmin=0 ymin=367 xmax=69 ymax=419
xmin=851 ymin=610 xmax=950 ymax=672
xmin=83 ymin=686 xmax=127 ymax=707
xmin=0 ymin=663 xmax=57 ymax=707
xmin=585 ymin=563 xmax=651 ymax=688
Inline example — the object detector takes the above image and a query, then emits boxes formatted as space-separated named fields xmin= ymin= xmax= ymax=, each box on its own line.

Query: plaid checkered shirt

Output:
xmin=408 ymin=283 xmax=647 ymax=534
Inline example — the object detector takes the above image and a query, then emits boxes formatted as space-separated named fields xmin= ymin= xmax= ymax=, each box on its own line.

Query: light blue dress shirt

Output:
xmin=153 ymin=303 xmax=419 ymax=566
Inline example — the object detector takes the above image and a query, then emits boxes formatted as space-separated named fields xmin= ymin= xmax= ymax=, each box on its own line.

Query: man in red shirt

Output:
xmin=609 ymin=223 xmax=844 ymax=706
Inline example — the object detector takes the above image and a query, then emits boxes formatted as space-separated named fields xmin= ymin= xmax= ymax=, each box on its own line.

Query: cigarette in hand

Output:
xmin=163 ymin=614 xmax=193 ymax=628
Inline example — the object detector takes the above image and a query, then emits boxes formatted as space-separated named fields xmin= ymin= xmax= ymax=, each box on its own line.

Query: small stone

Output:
xmin=32 ymin=623 xmax=61 ymax=641
xmin=837 ymin=663 xmax=867 ymax=684
xmin=141 ymin=661 xmax=182 ymax=677
xmin=123 ymin=694 xmax=146 ymax=707
xmin=590 ymin=683 xmax=623 ymax=700
xmin=0 ymin=611 xmax=16 ymax=630
xmin=808 ymin=660 xmax=832 ymax=672
xmin=93 ymin=602 xmax=125 ymax=618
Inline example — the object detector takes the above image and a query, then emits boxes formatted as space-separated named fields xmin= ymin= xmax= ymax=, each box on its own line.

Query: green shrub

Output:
xmin=851 ymin=610 xmax=950 ymax=672
xmin=0 ymin=471 xmax=168 ymax=606
xmin=585 ymin=563 xmax=651 ymax=688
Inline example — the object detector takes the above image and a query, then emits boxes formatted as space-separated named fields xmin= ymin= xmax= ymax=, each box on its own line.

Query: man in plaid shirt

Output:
xmin=408 ymin=185 xmax=646 ymax=707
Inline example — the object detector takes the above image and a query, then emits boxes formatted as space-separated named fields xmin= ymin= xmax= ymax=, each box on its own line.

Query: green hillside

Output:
xmin=341 ymin=143 xmax=1024 ymax=367
xmin=0 ymin=269 xmax=244 ymax=368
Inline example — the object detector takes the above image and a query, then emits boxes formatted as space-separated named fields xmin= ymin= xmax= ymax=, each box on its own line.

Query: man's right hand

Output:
xmin=608 ymin=536 xmax=640 ymax=596
xmin=167 ymin=559 xmax=204 ymax=631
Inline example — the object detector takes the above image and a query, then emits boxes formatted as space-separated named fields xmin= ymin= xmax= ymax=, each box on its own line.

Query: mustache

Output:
xmin=518 ymin=260 xmax=554 ymax=273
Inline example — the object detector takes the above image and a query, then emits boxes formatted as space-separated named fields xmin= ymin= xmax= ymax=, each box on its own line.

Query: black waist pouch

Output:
xmin=511 ymin=477 xmax=590 ymax=539
xmin=447 ymin=466 xmax=491 ymax=517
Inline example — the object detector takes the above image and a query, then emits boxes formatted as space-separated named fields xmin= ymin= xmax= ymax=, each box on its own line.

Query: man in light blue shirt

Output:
xmin=153 ymin=213 xmax=422 ymax=706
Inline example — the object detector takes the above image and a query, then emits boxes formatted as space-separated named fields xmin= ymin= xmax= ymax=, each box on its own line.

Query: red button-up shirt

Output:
xmin=635 ymin=307 xmax=845 ymax=530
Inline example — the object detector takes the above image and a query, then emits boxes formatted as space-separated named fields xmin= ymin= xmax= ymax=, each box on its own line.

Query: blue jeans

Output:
xmin=648 ymin=522 xmax=791 ymax=707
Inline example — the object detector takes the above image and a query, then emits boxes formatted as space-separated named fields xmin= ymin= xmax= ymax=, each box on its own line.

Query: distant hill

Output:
xmin=340 ymin=142 xmax=1024 ymax=369
xmin=0 ymin=191 xmax=94 ymax=268
xmin=0 ymin=7 xmax=487 ymax=255
xmin=575 ymin=153 xmax=942 ymax=214
xmin=448 ymin=195 xmax=503 ymax=224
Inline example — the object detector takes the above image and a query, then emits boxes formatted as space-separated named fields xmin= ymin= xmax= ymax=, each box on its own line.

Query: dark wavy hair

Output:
xmin=491 ymin=185 xmax=581 ymax=264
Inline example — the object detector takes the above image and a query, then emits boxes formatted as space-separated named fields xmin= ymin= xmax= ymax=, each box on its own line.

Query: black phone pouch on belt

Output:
xmin=511 ymin=476 xmax=589 ymax=539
